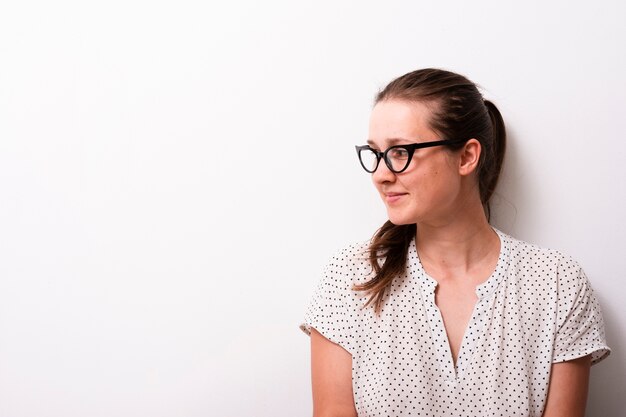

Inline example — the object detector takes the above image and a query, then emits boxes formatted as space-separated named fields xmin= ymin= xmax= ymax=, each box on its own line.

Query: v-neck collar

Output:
xmin=408 ymin=228 xmax=511 ymax=380
xmin=409 ymin=228 xmax=510 ymax=298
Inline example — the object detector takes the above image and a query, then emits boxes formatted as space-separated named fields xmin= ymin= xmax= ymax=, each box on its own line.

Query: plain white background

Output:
xmin=0 ymin=1 xmax=624 ymax=416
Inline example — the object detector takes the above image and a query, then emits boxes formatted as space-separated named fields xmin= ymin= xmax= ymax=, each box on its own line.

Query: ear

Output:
xmin=458 ymin=139 xmax=481 ymax=176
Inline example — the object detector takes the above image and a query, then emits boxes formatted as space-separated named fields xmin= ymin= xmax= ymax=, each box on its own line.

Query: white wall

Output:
xmin=1 ymin=1 xmax=624 ymax=416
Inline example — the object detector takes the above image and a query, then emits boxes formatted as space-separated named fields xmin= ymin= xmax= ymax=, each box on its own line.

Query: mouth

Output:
xmin=384 ymin=192 xmax=408 ymax=204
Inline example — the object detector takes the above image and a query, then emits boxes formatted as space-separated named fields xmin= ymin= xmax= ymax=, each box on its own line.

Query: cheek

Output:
xmin=401 ymin=169 xmax=435 ymax=194
xmin=403 ymin=167 xmax=456 ymax=203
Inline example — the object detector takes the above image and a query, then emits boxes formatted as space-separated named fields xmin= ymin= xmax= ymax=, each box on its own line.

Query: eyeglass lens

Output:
xmin=359 ymin=148 xmax=380 ymax=172
xmin=359 ymin=147 xmax=411 ymax=173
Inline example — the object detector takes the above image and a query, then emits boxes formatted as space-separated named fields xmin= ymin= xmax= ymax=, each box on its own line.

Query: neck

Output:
xmin=415 ymin=201 xmax=500 ymax=279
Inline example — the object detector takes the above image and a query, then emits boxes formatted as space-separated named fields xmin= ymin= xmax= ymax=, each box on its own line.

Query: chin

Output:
xmin=386 ymin=211 xmax=418 ymax=226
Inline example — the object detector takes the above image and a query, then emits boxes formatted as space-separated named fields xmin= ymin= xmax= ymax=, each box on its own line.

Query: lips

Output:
xmin=384 ymin=192 xmax=407 ymax=204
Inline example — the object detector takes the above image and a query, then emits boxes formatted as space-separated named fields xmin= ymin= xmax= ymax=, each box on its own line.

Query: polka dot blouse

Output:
xmin=300 ymin=229 xmax=610 ymax=417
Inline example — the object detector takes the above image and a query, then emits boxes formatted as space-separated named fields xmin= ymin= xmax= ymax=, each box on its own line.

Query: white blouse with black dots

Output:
xmin=301 ymin=229 xmax=610 ymax=417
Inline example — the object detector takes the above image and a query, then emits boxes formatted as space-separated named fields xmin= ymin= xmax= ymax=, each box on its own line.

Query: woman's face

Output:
xmin=367 ymin=99 xmax=465 ymax=226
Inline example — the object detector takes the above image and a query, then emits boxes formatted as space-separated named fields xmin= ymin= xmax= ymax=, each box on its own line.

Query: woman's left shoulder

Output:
xmin=496 ymin=230 xmax=611 ymax=364
xmin=497 ymin=230 xmax=590 ymax=287
xmin=500 ymin=230 xmax=581 ymax=267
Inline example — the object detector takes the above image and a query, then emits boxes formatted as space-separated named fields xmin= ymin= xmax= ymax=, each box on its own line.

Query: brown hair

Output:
xmin=354 ymin=68 xmax=507 ymax=312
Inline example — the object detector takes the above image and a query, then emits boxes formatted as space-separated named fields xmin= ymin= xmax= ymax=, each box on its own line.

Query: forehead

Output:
xmin=368 ymin=100 xmax=437 ymax=146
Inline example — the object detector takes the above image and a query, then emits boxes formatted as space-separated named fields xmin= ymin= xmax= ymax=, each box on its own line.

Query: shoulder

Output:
xmin=501 ymin=230 xmax=583 ymax=276
xmin=322 ymin=240 xmax=373 ymax=285
xmin=301 ymin=241 xmax=373 ymax=350
xmin=500 ymin=233 xmax=615 ymax=365
xmin=504 ymin=231 xmax=566 ymax=263
xmin=326 ymin=240 xmax=371 ymax=267
xmin=496 ymin=231 xmax=593 ymax=302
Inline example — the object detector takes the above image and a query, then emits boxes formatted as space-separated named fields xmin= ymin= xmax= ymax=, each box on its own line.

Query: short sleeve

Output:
xmin=553 ymin=257 xmax=610 ymax=365
xmin=300 ymin=248 xmax=355 ymax=355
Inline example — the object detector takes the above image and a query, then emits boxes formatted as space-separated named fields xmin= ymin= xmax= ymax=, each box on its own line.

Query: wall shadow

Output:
xmin=490 ymin=128 xmax=623 ymax=416
xmin=586 ymin=291 xmax=624 ymax=417
xmin=489 ymin=127 xmax=539 ymax=238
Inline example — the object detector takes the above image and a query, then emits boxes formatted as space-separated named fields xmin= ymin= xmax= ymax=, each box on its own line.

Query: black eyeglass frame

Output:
xmin=355 ymin=139 xmax=469 ymax=174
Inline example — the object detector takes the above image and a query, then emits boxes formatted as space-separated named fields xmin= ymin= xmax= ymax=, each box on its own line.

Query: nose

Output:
xmin=372 ymin=158 xmax=396 ymax=185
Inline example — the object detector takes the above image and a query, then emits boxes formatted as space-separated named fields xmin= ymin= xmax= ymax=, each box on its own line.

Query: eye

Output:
xmin=388 ymin=147 xmax=409 ymax=160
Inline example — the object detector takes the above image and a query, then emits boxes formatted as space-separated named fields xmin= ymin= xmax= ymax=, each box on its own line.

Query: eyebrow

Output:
xmin=366 ymin=137 xmax=409 ymax=147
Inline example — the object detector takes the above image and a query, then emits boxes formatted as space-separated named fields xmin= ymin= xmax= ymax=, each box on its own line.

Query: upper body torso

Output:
xmin=302 ymin=229 xmax=610 ymax=417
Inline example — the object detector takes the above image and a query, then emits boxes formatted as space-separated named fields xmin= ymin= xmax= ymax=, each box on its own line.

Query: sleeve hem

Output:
xmin=299 ymin=321 xmax=353 ymax=356
xmin=552 ymin=344 xmax=611 ymax=366
xmin=299 ymin=322 xmax=312 ymax=336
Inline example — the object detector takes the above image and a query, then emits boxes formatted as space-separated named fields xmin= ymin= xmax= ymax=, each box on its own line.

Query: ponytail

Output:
xmin=481 ymin=100 xmax=507 ymax=219
xmin=353 ymin=221 xmax=415 ymax=312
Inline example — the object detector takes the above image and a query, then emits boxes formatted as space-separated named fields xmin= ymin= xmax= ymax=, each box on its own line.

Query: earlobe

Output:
xmin=459 ymin=139 xmax=481 ymax=176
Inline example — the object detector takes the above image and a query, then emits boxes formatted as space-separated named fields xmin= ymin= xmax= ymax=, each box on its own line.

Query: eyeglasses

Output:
xmin=355 ymin=139 xmax=468 ymax=173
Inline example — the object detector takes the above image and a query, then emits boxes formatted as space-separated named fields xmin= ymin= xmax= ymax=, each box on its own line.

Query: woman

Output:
xmin=300 ymin=68 xmax=610 ymax=417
